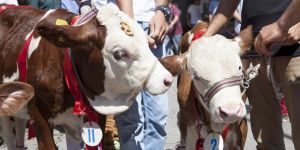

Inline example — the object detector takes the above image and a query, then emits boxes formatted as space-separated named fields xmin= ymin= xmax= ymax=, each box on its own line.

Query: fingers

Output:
xmin=158 ymin=24 xmax=168 ymax=42
xmin=147 ymin=36 xmax=157 ymax=49
xmin=254 ymin=34 xmax=273 ymax=56
xmin=283 ymin=36 xmax=296 ymax=46
xmin=149 ymin=21 xmax=155 ymax=38
xmin=150 ymin=22 xmax=167 ymax=43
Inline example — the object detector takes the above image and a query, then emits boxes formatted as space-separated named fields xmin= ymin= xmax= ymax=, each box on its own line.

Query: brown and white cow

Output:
xmin=160 ymin=23 xmax=256 ymax=149
xmin=0 ymin=4 xmax=172 ymax=150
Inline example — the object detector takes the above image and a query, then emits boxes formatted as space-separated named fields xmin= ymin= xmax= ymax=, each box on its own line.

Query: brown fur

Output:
xmin=0 ymin=6 xmax=115 ymax=149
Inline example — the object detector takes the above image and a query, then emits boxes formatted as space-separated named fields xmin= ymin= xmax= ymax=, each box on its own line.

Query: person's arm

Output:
xmin=116 ymin=0 xmax=133 ymax=18
xmin=284 ymin=21 xmax=300 ymax=45
xmin=203 ymin=0 xmax=240 ymax=36
xmin=277 ymin=0 xmax=300 ymax=32
xmin=169 ymin=6 xmax=180 ymax=30
xmin=148 ymin=0 xmax=169 ymax=47
xmin=233 ymin=10 xmax=241 ymax=22
xmin=169 ymin=15 xmax=179 ymax=29
xmin=254 ymin=0 xmax=300 ymax=56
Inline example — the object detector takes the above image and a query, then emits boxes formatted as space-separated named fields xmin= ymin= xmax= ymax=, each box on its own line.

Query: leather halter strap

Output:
xmin=196 ymin=76 xmax=243 ymax=107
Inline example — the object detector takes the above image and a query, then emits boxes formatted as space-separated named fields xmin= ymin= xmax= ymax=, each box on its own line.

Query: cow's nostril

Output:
xmin=163 ymin=77 xmax=173 ymax=87
xmin=219 ymin=104 xmax=242 ymax=120
xmin=219 ymin=107 xmax=228 ymax=119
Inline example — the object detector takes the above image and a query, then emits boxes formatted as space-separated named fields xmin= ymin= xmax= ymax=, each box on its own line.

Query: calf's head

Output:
xmin=36 ymin=5 xmax=172 ymax=115
xmin=161 ymin=34 xmax=253 ymax=131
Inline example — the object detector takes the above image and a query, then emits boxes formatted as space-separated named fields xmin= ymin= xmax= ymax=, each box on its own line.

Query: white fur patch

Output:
xmin=25 ymin=10 xmax=54 ymax=59
xmin=87 ymin=5 xmax=172 ymax=114
xmin=2 ymin=70 xmax=19 ymax=83
xmin=187 ymin=35 xmax=245 ymax=125
xmin=188 ymin=32 xmax=194 ymax=44
xmin=28 ymin=36 xmax=41 ymax=58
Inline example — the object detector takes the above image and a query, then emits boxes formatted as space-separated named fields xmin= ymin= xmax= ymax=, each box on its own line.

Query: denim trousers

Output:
xmin=115 ymin=21 xmax=169 ymax=150
xmin=163 ymin=34 xmax=182 ymax=56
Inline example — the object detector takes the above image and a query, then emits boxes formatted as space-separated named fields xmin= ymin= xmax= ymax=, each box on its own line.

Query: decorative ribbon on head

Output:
xmin=73 ymin=7 xmax=98 ymax=26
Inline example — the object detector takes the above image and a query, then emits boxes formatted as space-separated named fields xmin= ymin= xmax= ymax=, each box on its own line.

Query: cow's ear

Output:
xmin=36 ymin=18 xmax=103 ymax=48
xmin=159 ymin=54 xmax=187 ymax=76
xmin=235 ymin=25 xmax=253 ymax=55
xmin=0 ymin=82 xmax=34 ymax=116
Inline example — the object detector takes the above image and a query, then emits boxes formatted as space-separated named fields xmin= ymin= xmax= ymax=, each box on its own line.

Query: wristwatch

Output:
xmin=155 ymin=5 xmax=171 ymax=21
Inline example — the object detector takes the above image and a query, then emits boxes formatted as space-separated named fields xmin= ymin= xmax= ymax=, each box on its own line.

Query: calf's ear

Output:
xmin=0 ymin=82 xmax=34 ymax=116
xmin=234 ymin=25 xmax=253 ymax=55
xmin=159 ymin=53 xmax=187 ymax=76
xmin=36 ymin=18 xmax=105 ymax=48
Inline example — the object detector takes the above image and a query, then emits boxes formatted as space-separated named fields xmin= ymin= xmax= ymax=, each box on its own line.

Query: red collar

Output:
xmin=63 ymin=16 xmax=100 ymax=150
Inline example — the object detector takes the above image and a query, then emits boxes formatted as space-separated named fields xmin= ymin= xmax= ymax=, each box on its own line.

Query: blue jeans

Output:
xmin=115 ymin=21 xmax=169 ymax=150
xmin=163 ymin=34 xmax=182 ymax=56
xmin=209 ymin=0 xmax=219 ymax=15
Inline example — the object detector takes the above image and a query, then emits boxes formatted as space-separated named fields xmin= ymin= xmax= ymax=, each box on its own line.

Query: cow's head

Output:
xmin=0 ymin=82 xmax=34 ymax=116
xmin=36 ymin=4 xmax=173 ymax=115
xmin=160 ymin=26 xmax=254 ymax=131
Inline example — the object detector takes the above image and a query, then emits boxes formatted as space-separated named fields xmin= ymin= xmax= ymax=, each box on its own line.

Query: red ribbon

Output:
xmin=17 ymin=32 xmax=35 ymax=139
xmin=65 ymin=16 xmax=101 ymax=150
xmin=191 ymin=29 xmax=206 ymax=42
xmin=18 ymin=33 xmax=33 ymax=82
xmin=195 ymin=138 xmax=205 ymax=150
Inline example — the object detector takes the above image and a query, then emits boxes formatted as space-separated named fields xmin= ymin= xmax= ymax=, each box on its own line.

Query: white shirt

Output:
xmin=91 ymin=0 xmax=155 ymax=22
xmin=187 ymin=4 xmax=203 ymax=25
xmin=0 ymin=0 xmax=18 ymax=5
xmin=133 ymin=0 xmax=155 ymax=22
xmin=91 ymin=0 xmax=116 ymax=7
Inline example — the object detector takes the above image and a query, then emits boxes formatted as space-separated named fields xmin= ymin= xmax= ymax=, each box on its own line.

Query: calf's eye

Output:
xmin=193 ymin=74 xmax=201 ymax=81
xmin=113 ymin=50 xmax=128 ymax=60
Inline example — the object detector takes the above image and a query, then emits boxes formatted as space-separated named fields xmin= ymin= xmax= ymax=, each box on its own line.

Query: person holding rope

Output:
xmin=203 ymin=0 xmax=300 ymax=149
xmin=254 ymin=0 xmax=300 ymax=56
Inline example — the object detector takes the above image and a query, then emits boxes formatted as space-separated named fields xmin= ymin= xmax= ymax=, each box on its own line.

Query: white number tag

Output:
xmin=82 ymin=121 xmax=103 ymax=146
xmin=203 ymin=132 xmax=224 ymax=150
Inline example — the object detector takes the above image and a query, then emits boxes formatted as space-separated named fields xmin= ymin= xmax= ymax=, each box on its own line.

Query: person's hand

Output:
xmin=284 ymin=22 xmax=300 ymax=45
xmin=168 ymin=23 xmax=174 ymax=31
xmin=254 ymin=22 xmax=288 ymax=56
xmin=148 ymin=10 xmax=168 ymax=48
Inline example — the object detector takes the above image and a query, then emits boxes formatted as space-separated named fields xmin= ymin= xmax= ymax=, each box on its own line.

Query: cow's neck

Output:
xmin=69 ymin=47 xmax=105 ymax=100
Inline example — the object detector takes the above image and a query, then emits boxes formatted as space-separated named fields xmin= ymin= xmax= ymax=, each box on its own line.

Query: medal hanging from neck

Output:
xmin=203 ymin=132 xmax=224 ymax=150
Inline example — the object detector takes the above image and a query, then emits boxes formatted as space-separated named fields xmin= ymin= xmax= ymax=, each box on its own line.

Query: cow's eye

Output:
xmin=193 ymin=74 xmax=201 ymax=81
xmin=113 ymin=50 xmax=128 ymax=60
xmin=239 ymin=66 xmax=242 ymax=70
